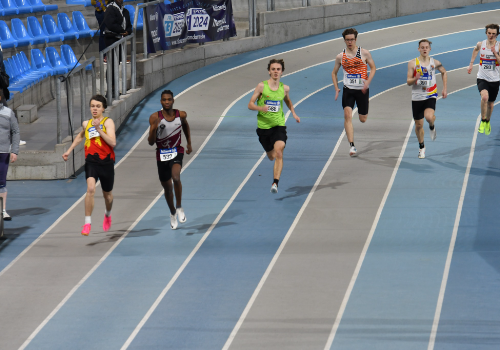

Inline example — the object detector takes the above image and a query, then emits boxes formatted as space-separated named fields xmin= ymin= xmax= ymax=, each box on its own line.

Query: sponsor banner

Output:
xmin=146 ymin=0 xmax=236 ymax=53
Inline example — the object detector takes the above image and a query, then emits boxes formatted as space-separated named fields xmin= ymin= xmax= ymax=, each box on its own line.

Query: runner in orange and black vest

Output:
xmin=148 ymin=90 xmax=192 ymax=230
xmin=332 ymin=28 xmax=376 ymax=157
xmin=63 ymin=95 xmax=116 ymax=236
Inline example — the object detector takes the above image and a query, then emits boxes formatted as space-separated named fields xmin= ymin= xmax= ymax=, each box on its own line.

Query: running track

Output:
xmin=1 ymin=2 xmax=500 ymax=349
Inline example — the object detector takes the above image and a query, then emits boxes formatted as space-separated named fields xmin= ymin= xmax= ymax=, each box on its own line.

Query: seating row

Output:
xmin=4 ymin=45 xmax=91 ymax=93
xmin=67 ymin=0 xmax=137 ymax=7
xmin=0 ymin=0 xmax=57 ymax=16
xmin=0 ymin=12 xmax=94 ymax=48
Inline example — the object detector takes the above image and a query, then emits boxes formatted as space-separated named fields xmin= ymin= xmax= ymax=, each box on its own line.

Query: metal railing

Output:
xmin=56 ymin=57 xmax=96 ymax=144
xmin=99 ymin=33 xmax=135 ymax=104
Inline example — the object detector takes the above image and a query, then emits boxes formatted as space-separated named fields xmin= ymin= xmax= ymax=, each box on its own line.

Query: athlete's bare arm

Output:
xmin=407 ymin=59 xmax=420 ymax=86
xmin=62 ymin=121 xmax=87 ymax=161
xmin=248 ymin=82 xmax=268 ymax=112
xmin=283 ymin=84 xmax=300 ymax=123
xmin=331 ymin=53 xmax=343 ymax=101
xmin=148 ymin=113 xmax=160 ymax=146
xmin=179 ymin=111 xmax=192 ymax=154
xmin=96 ymin=118 xmax=116 ymax=148
xmin=362 ymin=48 xmax=376 ymax=93
xmin=468 ymin=41 xmax=482 ymax=74
xmin=435 ymin=59 xmax=448 ymax=99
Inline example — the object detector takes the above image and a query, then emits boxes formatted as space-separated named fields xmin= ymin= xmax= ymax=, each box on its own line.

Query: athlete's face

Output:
xmin=161 ymin=94 xmax=174 ymax=110
xmin=486 ymin=29 xmax=498 ymax=41
xmin=344 ymin=34 xmax=356 ymax=49
xmin=418 ymin=42 xmax=431 ymax=57
xmin=268 ymin=63 xmax=283 ymax=80
xmin=90 ymin=100 xmax=105 ymax=117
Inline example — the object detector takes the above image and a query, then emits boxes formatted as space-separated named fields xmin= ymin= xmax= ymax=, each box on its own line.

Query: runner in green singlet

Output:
xmin=248 ymin=58 xmax=300 ymax=194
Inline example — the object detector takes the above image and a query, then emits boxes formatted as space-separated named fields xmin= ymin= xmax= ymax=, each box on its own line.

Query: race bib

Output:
xmin=88 ymin=125 xmax=102 ymax=139
xmin=346 ymin=74 xmax=364 ymax=87
xmin=265 ymin=100 xmax=281 ymax=113
xmin=417 ymin=76 xmax=432 ymax=87
xmin=160 ymin=147 xmax=177 ymax=162
xmin=482 ymin=59 xmax=496 ymax=71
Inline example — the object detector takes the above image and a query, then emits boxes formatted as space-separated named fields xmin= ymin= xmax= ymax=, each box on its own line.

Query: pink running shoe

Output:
xmin=103 ymin=215 xmax=112 ymax=232
xmin=81 ymin=223 xmax=91 ymax=236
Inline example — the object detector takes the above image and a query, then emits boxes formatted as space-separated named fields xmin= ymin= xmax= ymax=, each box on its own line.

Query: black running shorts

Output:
xmin=342 ymin=86 xmax=369 ymax=115
xmin=477 ymin=79 xmax=500 ymax=102
xmin=85 ymin=161 xmax=115 ymax=192
xmin=157 ymin=153 xmax=183 ymax=182
xmin=256 ymin=126 xmax=287 ymax=153
xmin=412 ymin=99 xmax=436 ymax=121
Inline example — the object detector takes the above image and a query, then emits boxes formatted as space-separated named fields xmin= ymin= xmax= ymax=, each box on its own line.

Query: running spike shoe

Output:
xmin=485 ymin=121 xmax=491 ymax=135
xmin=430 ymin=126 xmax=437 ymax=141
xmin=349 ymin=146 xmax=357 ymax=157
xmin=2 ymin=211 xmax=11 ymax=221
xmin=170 ymin=213 xmax=178 ymax=230
xmin=478 ymin=121 xmax=485 ymax=133
xmin=270 ymin=183 xmax=278 ymax=194
xmin=81 ymin=223 xmax=91 ymax=236
xmin=103 ymin=215 xmax=112 ymax=232
xmin=176 ymin=208 xmax=186 ymax=223
xmin=418 ymin=148 xmax=426 ymax=159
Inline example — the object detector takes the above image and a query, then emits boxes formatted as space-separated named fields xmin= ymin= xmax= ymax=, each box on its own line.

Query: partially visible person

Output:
xmin=91 ymin=0 xmax=110 ymax=61
xmin=62 ymin=95 xmax=116 ymax=236
xmin=0 ymin=90 xmax=20 ymax=221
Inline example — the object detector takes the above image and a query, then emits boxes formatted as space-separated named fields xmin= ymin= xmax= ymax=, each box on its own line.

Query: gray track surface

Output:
xmin=0 ymin=9 xmax=496 ymax=350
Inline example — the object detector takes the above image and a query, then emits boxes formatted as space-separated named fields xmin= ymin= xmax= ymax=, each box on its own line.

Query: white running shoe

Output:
xmin=349 ymin=146 xmax=357 ymax=157
xmin=2 ymin=210 xmax=11 ymax=221
xmin=176 ymin=207 xmax=186 ymax=223
xmin=19 ymin=140 xmax=26 ymax=146
xmin=430 ymin=126 xmax=436 ymax=141
xmin=270 ymin=183 xmax=278 ymax=194
xmin=418 ymin=148 xmax=426 ymax=159
xmin=170 ymin=213 xmax=178 ymax=230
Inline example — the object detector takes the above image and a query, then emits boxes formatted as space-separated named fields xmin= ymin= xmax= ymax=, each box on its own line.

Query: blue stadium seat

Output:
xmin=42 ymin=14 xmax=63 ymax=42
xmin=0 ymin=20 xmax=18 ymax=48
xmin=65 ymin=0 xmax=86 ymax=5
xmin=19 ymin=51 xmax=48 ymax=80
xmin=9 ymin=56 xmax=37 ymax=87
xmin=0 ymin=2 xmax=4 ymax=16
xmin=27 ymin=16 xmax=48 ymax=44
xmin=4 ymin=59 xmax=27 ymax=92
xmin=72 ymin=11 xmax=94 ymax=38
xmin=61 ymin=44 xmax=92 ymax=71
xmin=31 ymin=48 xmax=55 ymax=76
xmin=57 ymin=13 xmax=79 ymax=40
xmin=11 ymin=19 xmax=34 ymax=47
xmin=13 ymin=54 xmax=42 ymax=84
xmin=14 ymin=0 xmax=32 ymax=14
xmin=45 ymin=47 xmax=69 ymax=75
xmin=30 ymin=0 xmax=57 ymax=11
xmin=1 ymin=0 xmax=19 ymax=15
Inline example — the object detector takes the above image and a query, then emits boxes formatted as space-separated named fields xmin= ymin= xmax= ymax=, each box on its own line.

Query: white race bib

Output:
xmin=88 ymin=126 xmax=102 ymax=139
xmin=346 ymin=74 xmax=364 ymax=87
xmin=160 ymin=147 xmax=177 ymax=161
xmin=482 ymin=59 xmax=496 ymax=71
xmin=417 ymin=76 xmax=432 ymax=87
xmin=265 ymin=100 xmax=281 ymax=113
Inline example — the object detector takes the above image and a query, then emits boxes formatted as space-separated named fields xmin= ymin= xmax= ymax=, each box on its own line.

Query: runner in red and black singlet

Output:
xmin=63 ymin=95 xmax=116 ymax=236
xmin=148 ymin=90 xmax=192 ymax=230
xmin=332 ymin=28 xmax=376 ymax=157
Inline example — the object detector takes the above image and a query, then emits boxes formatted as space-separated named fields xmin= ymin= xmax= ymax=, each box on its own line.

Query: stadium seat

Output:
xmin=0 ymin=2 xmax=4 ymax=16
xmin=30 ymin=0 xmax=57 ymax=11
xmin=42 ymin=14 xmax=63 ymax=42
xmin=3 ymin=59 xmax=27 ymax=92
xmin=31 ymin=48 xmax=55 ymax=75
xmin=57 ymin=13 xmax=79 ymax=40
xmin=11 ymin=19 xmax=34 ymax=47
xmin=0 ymin=20 xmax=18 ymax=48
xmin=9 ymin=56 xmax=37 ymax=87
xmin=27 ymin=16 xmax=48 ymax=44
xmin=45 ymin=47 xmax=69 ymax=75
xmin=61 ymin=44 xmax=92 ymax=71
xmin=72 ymin=11 xmax=94 ymax=38
xmin=1 ymin=0 xmax=19 ymax=15
xmin=65 ymin=0 xmax=86 ymax=5
xmin=13 ymin=54 xmax=42 ymax=84
xmin=19 ymin=51 xmax=48 ymax=80
xmin=14 ymin=0 xmax=32 ymax=14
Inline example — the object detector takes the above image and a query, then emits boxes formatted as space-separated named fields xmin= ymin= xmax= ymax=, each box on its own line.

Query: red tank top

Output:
xmin=84 ymin=117 xmax=115 ymax=164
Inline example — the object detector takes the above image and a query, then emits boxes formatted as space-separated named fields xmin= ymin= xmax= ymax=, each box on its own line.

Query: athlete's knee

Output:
xmin=275 ymin=149 xmax=283 ymax=160
xmin=172 ymin=175 xmax=181 ymax=184
xmin=267 ymin=152 xmax=275 ymax=161
xmin=87 ymin=186 xmax=96 ymax=196
xmin=359 ymin=114 xmax=368 ymax=123
xmin=481 ymin=91 xmax=489 ymax=102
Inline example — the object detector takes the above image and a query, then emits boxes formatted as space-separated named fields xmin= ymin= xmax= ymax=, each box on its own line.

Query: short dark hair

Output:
xmin=418 ymin=39 xmax=432 ymax=47
xmin=267 ymin=59 xmax=285 ymax=72
xmin=161 ymin=90 xmax=174 ymax=98
xmin=89 ymin=94 xmax=107 ymax=109
xmin=485 ymin=24 xmax=500 ymax=35
xmin=342 ymin=28 xmax=358 ymax=39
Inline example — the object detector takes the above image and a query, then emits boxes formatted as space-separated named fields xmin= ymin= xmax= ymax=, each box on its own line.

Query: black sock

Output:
xmin=429 ymin=124 xmax=435 ymax=130
xmin=273 ymin=179 xmax=279 ymax=186
xmin=482 ymin=118 xmax=488 ymax=122
xmin=419 ymin=142 xmax=425 ymax=149
xmin=349 ymin=142 xmax=355 ymax=147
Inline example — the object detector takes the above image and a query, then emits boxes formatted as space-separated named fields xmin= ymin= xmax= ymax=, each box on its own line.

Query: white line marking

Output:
xmin=323 ymin=84 xmax=477 ymax=350
xmin=427 ymin=100 xmax=500 ymax=350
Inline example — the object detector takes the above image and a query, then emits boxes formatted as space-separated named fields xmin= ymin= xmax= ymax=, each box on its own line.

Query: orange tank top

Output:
xmin=84 ymin=117 xmax=115 ymax=164
xmin=341 ymin=47 xmax=368 ymax=90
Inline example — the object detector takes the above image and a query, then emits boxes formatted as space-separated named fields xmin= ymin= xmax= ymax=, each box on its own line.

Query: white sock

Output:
xmin=105 ymin=210 xmax=111 ymax=217
xmin=85 ymin=216 xmax=91 ymax=225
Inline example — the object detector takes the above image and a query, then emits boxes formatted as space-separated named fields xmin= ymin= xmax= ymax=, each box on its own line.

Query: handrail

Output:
xmin=64 ymin=57 xmax=95 ymax=78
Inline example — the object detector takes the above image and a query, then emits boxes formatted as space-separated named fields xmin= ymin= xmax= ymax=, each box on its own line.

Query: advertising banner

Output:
xmin=146 ymin=0 xmax=237 ymax=53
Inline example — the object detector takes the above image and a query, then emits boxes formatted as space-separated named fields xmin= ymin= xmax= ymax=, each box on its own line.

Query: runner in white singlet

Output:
xmin=468 ymin=24 xmax=500 ymax=135
xmin=407 ymin=39 xmax=447 ymax=159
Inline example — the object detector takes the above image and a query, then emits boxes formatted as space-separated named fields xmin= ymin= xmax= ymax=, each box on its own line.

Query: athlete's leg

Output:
xmin=161 ymin=180 xmax=176 ymax=215
xmin=85 ymin=177 xmax=97 ymax=216
xmin=480 ymin=89 xmax=489 ymax=120
xmin=102 ymin=190 xmax=113 ymax=212
xmin=358 ymin=114 xmax=368 ymax=123
xmin=415 ymin=119 xmax=425 ymax=144
xmin=171 ymin=163 xmax=182 ymax=208
xmin=266 ymin=150 xmax=275 ymax=161
xmin=487 ymin=101 xmax=494 ymax=120
xmin=344 ymin=107 xmax=354 ymax=143
xmin=273 ymin=141 xmax=286 ymax=180
xmin=424 ymin=108 xmax=436 ymax=127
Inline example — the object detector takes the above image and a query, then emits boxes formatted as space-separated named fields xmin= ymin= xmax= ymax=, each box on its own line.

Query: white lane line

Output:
xmin=323 ymin=84 xmax=476 ymax=350
xmin=427 ymin=99 xmax=500 ymax=350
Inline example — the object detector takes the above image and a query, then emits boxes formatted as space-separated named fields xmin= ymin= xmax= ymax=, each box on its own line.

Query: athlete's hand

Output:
xmin=62 ymin=152 xmax=69 ymax=161
xmin=442 ymin=89 xmax=448 ymax=99
xmin=92 ymin=118 xmax=100 ymax=127
xmin=10 ymin=153 xmax=17 ymax=163
xmin=293 ymin=114 xmax=300 ymax=123
xmin=362 ymin=82 xmax=369 ymax=94
xmin=261 ymin=105 xmax=269 ymax=112
xmin=335 ymin=88 xmax=340 ymax=101
xmin=414 ymin=72 xmax=421 ymax=84
xmin=467 ymin=64 xmax=473 ymax=74
xmin=186 ymin=144 xmax=192 ymax=154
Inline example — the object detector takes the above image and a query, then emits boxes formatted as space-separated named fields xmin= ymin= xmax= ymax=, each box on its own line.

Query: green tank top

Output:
xmin=257 ymin=80 xmax=285 ymax=129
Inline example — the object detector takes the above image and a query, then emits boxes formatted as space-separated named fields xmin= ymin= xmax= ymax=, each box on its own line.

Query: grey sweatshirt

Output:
xmin=0 ymin=104 xmax=20 ymax=154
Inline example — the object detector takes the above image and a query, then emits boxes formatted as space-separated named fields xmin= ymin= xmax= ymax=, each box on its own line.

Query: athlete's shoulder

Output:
xmin=103 ymin=117 xmax=115 ymax=126
xmin=282 ymin=83 xmax=290 ymax=92
xmin=178 ymin=110 xmax=187 ymax=118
